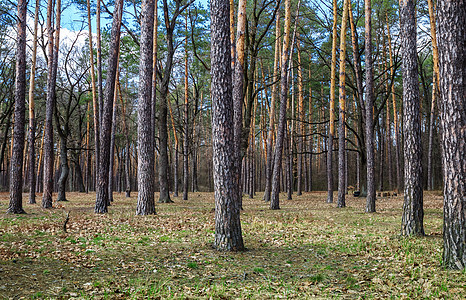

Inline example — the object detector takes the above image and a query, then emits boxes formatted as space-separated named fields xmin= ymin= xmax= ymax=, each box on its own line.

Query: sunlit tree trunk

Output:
xmin=426 ymin=0 xmax=439 ymax=191
xmin=337 ymin=0 xmax=349 ymax=208
xmin=327 ymin=0 xmax=338 ymax=204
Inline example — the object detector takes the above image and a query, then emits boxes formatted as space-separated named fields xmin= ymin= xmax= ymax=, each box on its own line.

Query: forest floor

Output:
xmin=0 ymin=191 xmax=465 ymax=299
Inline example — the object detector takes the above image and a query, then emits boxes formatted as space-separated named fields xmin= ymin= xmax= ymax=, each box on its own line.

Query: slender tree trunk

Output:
xmin=168 ymin=101 xmax=179 ymax=197
xmin=400 ymin=0 xmax=424 ymax=236
xmin=56 ymin=134 xmax=68 ymax=202
xmin=27 ymin=0 xmax=40 ymax=205
xmin=307 ymin=58 xmax=313 ymax=192
xmin=108 ymin=72 xmax=119 ymax=203
xmin=365 ymin=0 xmax=376 ymax=212
xmin=436 ymin=0 xmax=466 ymax=270
xmin=87 ymin=0 xmax=100 ymax=192
xmin=270 ymin=0 xmax=292 ymax=210
xmin=264 ymin=7 xmax=280 ymax=202
xmin=233 ymin=0 xmax=247 ymax=209
xmin=7 ymin=0 xmax=27 ymax=214
xmin=42 ymin=0 xmax=61 ymax=209
xmin=327 ymin=0 xmax=338 ymax=204
xmin=95 ymin=0 xmax=123 ymax=213
xmin=426 ymin=0 xmax=439 ymax=191
xmin=183 ymin=16 xmax=190 ymax=201
xmin=386 ymin=18 xmax=402 ymax=193
xmin=337 ymin=0 xmax=349 ymax=208
xmin=296 ymin=40 xmax=304 ymax=196
xmin=211 ymin=0 xmax=244 ymax=251
xmin=136 ymin=0 xmax=156 ymax=215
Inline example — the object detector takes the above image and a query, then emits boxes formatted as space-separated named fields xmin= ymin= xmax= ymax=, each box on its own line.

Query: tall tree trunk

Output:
xmin=96 ymin=0 xmax=103 ymax=130
xmin=87 ymin=0 xmax=100 ymax=192
xmin=264 ymin=7 xmax=280 ymax=202
xmin=365 ymin=0 xmax=376 ymax=212
xmin=183 ymin=16 xmax=190 ymax=201
xmin=386 ymin=17 xmax=402 ymax=193
xmin=7 ymin=0 xmax=27 ymax=214
xmin=426 ymin=0 xmax=439 ymax=191
xmin=307 ymin=58 xmax=313 ymax=192
xmin=108 ymin=72 xmax=119 ymax=203
xmin=168 ymin=100 xmax=179 ymax=197
xmin=327 ymin=0 xmax=338 ymax=204
xmin=42 ymin=0 xmax=61 ymax=209
xmin=210 ymin=0 xmax=244 ymax=251
xmin=400 ymin=0 xmax=424 ymax=236
xmin=270 ymin=0 xmax=292 ymax=210
xmin=337 ymin=0 xmax=349 ymax=208
xmin=136 ymin=0 xmax=156 ymax=215
xmin=233 ymin=0 xmax=247 ymax=209
xmin=296 ymin=39 xmax=304 ymax=196
xmin=436 ymin=0 xmax=466 ymax=269
xmin=95 ymin=0 xmax=123 ymax=213
xmin=27 ymin=0 xmax=40 ymax=205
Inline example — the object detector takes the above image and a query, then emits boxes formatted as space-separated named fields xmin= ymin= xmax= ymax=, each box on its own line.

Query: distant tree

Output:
xmin=436 ymin=0 xmax=466 ymax=269
xmin=400 ymin=0 xmax=424 ymax=236
xmin=7 ymin=0 xmax=27 ymax=214
xmin=210 ymin=0 xmax=244 ymax=251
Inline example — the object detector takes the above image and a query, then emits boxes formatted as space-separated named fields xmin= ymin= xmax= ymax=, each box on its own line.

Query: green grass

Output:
xmin=0 ymin=191 xmax=464 ymax=299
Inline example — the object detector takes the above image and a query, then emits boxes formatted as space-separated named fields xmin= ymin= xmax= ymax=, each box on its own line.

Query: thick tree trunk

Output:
xmin=436 ymin=0 xmax=466 ymax=269
xmin=95 ymin=0 xmax=122 ymax=213
xmin=7 ymin=0 xmax=27 ymax=214
xmin=337 ymin=0 xmax=349 ymax=208
xmin=296 ymin=40 xmax=304 ymax=196
xmin=108 ymin=76 xmax=118 ymax=203
xmin=136 ymin=0 xmax=156 ymax=215
xmin=210 ymin=0 xmax=244 ymax=251
xmin=400 ymin=0 xmax=424 ymax=236
xmin=365 ymin=0 xmax=376 ymax=212
xmin=42 ymin=0 xmax=61 ymax=209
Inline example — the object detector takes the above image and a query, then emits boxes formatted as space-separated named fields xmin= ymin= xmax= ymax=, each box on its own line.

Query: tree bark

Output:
xmin=400 ymin=0 xmax=424 ymax=236
xmin=337 ymin=0 xmax=349 ymax=208
xmin=264 ymin=7 xmax=280 ymax=202
xmin=327 ymin=0 xmax=338 ymax=204
xmin=210 ymin=0 xmax=244 ymax=251
xmin=436 ymin=0 xmax=466 ymax=269
xmin=270 ymin=0 xmax=291 ymax=210
xmin=183 ymin=16 xmax=190 ymax=201
xmin=27 ymin=0 xmax=40 ymax=205
xmin=95 ymin=0 xmax=123 ymax=213
xmin=7 ymin=0 xmax=27 ymax=214
xmin=365 ymin=0 xmax=376 ymax=212
xmin=42 ymin=0 xmax=61 ymax=209
xmin=136 ymin=0 xmax=156 ymax=215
